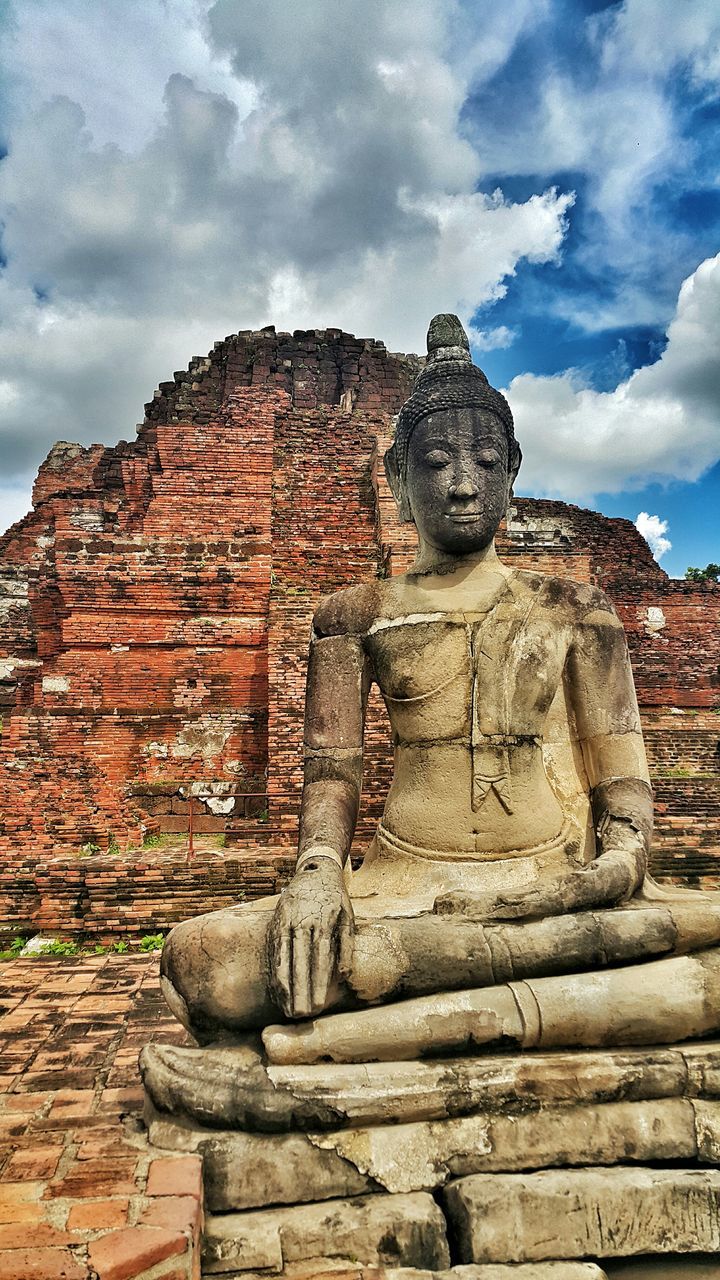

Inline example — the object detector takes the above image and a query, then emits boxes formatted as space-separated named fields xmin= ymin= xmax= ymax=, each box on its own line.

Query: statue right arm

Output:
xmin=268 ymin=599 xmax=372 ymax=1019
xmin=297 ymin=626 xmax=371 ymax=868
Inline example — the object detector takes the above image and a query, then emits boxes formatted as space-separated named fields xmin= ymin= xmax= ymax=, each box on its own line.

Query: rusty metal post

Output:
xmin=188 ymin=793 xmax=194 ymax=860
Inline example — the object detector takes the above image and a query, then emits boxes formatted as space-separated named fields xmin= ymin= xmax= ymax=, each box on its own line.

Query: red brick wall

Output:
xmin=265 ymin=408 xmax=392 ymax=845
xmin=0 ymin=387 xmax=279 ymax=861
xmin=142 ymin=326 xmax=419 ymax=427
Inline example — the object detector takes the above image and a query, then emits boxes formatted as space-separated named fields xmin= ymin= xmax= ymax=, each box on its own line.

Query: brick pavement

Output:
xmin=0 ymin=954 xmax=202 ymax=1280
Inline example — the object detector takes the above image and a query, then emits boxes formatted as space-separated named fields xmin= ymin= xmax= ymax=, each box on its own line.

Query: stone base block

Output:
xmin=387 ymin=1264 xmax=720 ymax=1279
xmin=143 ymin=1045 xmax=720 ymax=1276
xmin=443 ymin=1166 xmax=720 ymax=1263
xmin=147 ymin=1105 xmax=373 ymax=1210
xmin=202 ymin=1192 xmax=450 ymax=1274
xmin=385 ymin=1266 xmax=609 ymax=1279
xmin=388 ymin=1265 xmax=720 ymax=1280
xmin=603 ymin=1259 xmax=720 ymax=1278
xmin=147 ymin=1095 xmax=720 ymax=1211
xmin=142 ymin=1039 xmax=720 ymax=1133
xmin=182 ymin=1260 xmax=720 ymax=1279
xmin=386 ymin=1264 xmax=604 ymax=1274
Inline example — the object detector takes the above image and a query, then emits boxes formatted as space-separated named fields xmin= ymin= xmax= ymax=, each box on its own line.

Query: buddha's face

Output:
xmin=403 ymin=407 xmax=511 ymax=556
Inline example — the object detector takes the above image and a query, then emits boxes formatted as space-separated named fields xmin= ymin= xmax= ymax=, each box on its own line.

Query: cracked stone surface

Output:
xmin=202 ymin=1192 xmax=450 ymax=1274
xmin=443 ymin=1167 xmax=720 ymax=1263
xmin=148 ymin=1095 xmax=720 ymax=1207
xmin=142 ymin=1039 xmax=720 ymax=1133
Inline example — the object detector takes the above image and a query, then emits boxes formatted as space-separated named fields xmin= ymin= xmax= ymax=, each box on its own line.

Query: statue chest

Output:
xmin=365 ymin=614 xmax=570 ymax=741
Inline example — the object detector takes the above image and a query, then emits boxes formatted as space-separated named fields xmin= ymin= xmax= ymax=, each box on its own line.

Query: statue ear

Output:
xmin=384 ymin=445 xmax=414 ymax=524
xmin=506 ymin=442 xmax=522 ymax=510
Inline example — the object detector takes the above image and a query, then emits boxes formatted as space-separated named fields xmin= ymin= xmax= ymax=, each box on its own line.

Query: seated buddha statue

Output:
xmin=142 ymin=315 xmax=720 ymax=1118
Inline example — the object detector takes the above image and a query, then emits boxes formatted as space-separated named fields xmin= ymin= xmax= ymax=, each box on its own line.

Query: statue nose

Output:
xmin=450 ymin=477 xmax=479 ymax=499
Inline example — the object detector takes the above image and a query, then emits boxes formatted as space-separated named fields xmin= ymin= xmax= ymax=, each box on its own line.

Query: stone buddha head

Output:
xmin=385 ymin=315 xmax=521 ymax=558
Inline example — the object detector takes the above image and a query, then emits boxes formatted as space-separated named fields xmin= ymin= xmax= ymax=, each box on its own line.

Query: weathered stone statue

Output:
xmin=141 ymin=317 xmax=720 ymax=1276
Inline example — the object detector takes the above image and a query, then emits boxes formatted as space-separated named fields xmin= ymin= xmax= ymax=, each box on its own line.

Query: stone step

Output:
xmin=149 ymin=1096 xmax=720 ymax=1212
xmin=204 ymin=1263 xmax=611 ymax=1279
xmin=442 ymin=1166 xmax=720 ymax=1265
xmin=145 ymin=1041 xmax=720 ymax=1138
xmin=385 ymin=1266 xmax=608 ymax=1280
xmin=202 ymin=1192 xmax=450 ymax=1274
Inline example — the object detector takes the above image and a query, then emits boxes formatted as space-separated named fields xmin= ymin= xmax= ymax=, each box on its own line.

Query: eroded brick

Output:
xmin=87 ymin=1225 xmax=186 ymax=1280
xmin=67 ymin=1199 xmax=129 ymax=1231
xmin=146 ymin=1157 xmax=202 ymax=1201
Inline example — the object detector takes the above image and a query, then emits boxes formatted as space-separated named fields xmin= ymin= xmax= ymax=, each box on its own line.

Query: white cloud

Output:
xmin=466 ymin=0 xmax=720 ymax=332
xmin=0 ymin=0 xmax=574 ymax=532
xmin=1 ymin=0 xmax=254 ymax=150
xmin=451 ymin=0 xmax=551 ymax=87
xmin=635 ymin=512 xmax=672 ymax=560
xmin=3 ymin=0 xmax=716 ymax=536
xmin=599 ymin=0 xmax=720 ymax=87
xmin=508 ymin=253 xmax=720 ymax=501
xmin=468 ymin=324 xmax=519 ymax=352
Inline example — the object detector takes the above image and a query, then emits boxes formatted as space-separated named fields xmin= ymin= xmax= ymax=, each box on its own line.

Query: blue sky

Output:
xmin=458 ymin=1 xmax=720 ymax=576
xmin=0 ymin=0 xmax=719 ymax=578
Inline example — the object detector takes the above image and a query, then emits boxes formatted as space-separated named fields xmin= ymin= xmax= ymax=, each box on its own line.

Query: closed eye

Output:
xmin=424 ymin=449 xmax=453 ymax=467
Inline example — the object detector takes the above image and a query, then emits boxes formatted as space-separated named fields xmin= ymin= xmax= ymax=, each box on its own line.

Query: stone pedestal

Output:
xmin=144 ymin=1040 xmax=720 ymax=1277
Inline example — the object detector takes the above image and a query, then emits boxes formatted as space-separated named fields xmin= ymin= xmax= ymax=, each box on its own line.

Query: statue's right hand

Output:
xmin=267 ymin=858 xmax=354 ymax=1020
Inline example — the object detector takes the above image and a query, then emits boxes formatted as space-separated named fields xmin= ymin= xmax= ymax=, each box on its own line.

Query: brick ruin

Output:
xmin=1 ymin=326 xmax=719 ymax=937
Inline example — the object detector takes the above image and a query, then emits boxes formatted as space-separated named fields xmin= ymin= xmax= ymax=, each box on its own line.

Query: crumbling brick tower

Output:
xmin=0 ymin=326 xmax=718 ymax=937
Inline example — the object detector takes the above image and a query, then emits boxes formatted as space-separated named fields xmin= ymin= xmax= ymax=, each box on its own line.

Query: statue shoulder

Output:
xmin=514 ymin=570 xmax=619 ymax=623
xmin=312 ymin=582 xmax=383 ymax=638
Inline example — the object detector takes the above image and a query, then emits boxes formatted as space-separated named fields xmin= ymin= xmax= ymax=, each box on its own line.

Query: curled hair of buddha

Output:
xmin=385 ymin=314 xmax=521 ymax=518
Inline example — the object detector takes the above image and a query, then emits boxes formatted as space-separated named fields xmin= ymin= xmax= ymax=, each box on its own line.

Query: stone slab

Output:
xmin=203 ymin=1192 xmax=450 ymax=1273
xmin=183 ymin=1267 xmax=609 ymax=1280
xmin=309 ymin=1097 xmax=705 ymax=1194
xmin=602 ymin=1259 xmax=720 ymax=1277
xmin=190 ymin=1263 xmax=718 ymax=1280
xmin=386 ymin=1267 xmax=609 ymax=1279
xmin=148 ymin=1096 xmax=720 ymax=1208
xmin=144 ymin=1039 xmax=720 ymax=1133
xmin=443 ymin=1166 xmax=720 ymax=1263
xmin=148 ymin=1108 xmax=373 ymax=1209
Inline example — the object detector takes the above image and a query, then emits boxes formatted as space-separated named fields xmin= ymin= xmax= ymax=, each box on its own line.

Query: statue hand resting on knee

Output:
xmin=268 ymin=851 xmax=354 ymax=1018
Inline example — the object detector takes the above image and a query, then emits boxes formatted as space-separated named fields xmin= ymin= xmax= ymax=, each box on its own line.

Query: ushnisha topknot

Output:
xmin=387 ymin=313 xmax=520 ymax=483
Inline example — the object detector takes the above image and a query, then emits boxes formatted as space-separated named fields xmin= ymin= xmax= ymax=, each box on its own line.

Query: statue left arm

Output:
xmin=563 ymin=595 xmax=653 ymax=902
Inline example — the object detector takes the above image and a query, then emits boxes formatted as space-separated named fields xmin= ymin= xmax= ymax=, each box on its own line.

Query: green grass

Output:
xmin=139 ymin=934 xmax=165 ymax=952
xmin=0 ymin=933 xmax=166 ymax=960
xmin=0 ymin=936 xmax=26 ymax=960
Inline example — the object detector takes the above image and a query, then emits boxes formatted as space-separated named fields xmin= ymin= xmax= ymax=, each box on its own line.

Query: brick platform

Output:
xmin=0 ymin=954 xmax=202 ymax=1279
xmin=0 ymin=838 xmax=295 ymax=941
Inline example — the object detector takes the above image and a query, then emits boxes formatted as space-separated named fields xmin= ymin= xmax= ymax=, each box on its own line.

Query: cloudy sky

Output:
xmin=1 ymin=0 xmax=719 ymax=576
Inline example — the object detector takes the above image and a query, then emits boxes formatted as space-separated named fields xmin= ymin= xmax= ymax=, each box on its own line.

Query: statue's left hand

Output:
xmin=267 ymin=859 xmax=355 ymax=1020
xmin=436 ymin=819 xmax=647 ymax=922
